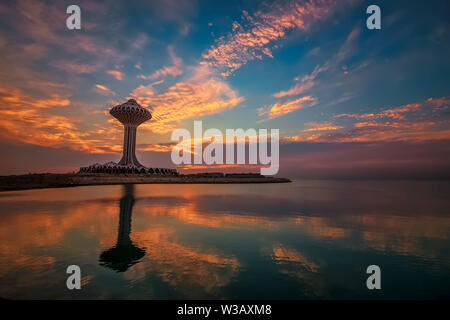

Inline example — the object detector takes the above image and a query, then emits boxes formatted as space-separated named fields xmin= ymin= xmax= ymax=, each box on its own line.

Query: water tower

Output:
xmin=78 ymin=99 xmax=177 ymax=175
xmin=110 ymin=99 xmax=151 ymax=168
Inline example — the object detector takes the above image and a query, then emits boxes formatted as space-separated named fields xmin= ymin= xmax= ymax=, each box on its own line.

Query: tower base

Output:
xmin=78 ymin=161 xmax=177 ymax=175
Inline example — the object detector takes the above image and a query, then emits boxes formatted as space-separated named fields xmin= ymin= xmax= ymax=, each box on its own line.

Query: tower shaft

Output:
xmin=118 ymin=124 xmax=143 ymax=167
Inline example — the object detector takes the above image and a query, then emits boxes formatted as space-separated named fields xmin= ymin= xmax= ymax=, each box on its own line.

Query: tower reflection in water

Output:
xmin=99 ymin=184 xmax=145 ymax=272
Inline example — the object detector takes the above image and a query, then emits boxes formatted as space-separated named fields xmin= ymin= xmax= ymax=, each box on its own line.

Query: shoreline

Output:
xmin=0 ymin=173 xmax=291 ymax=192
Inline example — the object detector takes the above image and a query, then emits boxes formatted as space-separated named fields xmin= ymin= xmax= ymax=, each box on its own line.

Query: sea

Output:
xmin=0 ymin=180 xmax=449 ymax=299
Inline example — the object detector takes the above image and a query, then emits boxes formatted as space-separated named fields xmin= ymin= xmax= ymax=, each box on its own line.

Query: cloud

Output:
xmin=95 ymin=84 xmax=115 ymax=96
xmin=0 ymin=88 xmax=110 ymax=153
xmin=107 ymin=70 xmax=124 ymax=80
xmin=301 ymin=122 xmax=344 ymax=132
xmin=426 ymin=97 xmax=450 ymax=111
xmin=130 ymin=66 xmax=244 ymax=134
xmin=274 ymin=65 xmax=324 ymax=98
xmin=0 ymin=85 xmax=135 ymax=155
xmin=287 ymin=122 xmax=450 ymax=143
xmin=273 ymin=27 xmax=360 ymax=98
xmin=0 ymin=88 xmax=70 ymax=109
xmin=131 ymin=84 xmax=156 ymax=98
xmin=51 ymin=61 xmax=100 ymax=74
xmin=0 ymin=0 xmax=148 ymax=80
xmin=140 ymin=46 xmax=182 ymax=80
xmin=141 ymin=0 xmax=199 ymax=36
xmin=335 ymin=103 xmax=422 ymax=121
xmin=258 ymin=96 xmax=317 ymax=120
xmin=285 ymin=97 xmax=450 ymax=143
xmin=201 ymin=0 xmax=348 ymax=76
xmin=137 ymin=142 xmax=176 ymax=153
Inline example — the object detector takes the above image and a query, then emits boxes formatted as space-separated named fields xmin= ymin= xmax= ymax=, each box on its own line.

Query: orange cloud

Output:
xmin=285 ymin=97 xmax=450 ymax=143
xmin=302 ymin=122 xmax=344 ymax=132
xmin=379 ymin=103 xmax=421 ymax=120
xmin=336 ymin=103 xmax=421 ymax=121
xmin=0 ymin=88 xmax=70 ymax=109
xmin=107 ymin=70 xmax=124 ymax=80
xmin=285 ymin=121 xmax=449 ymax=143
xmin=95 ymin=84 xmax=115 ymax=95
xmin=131 ymin=67 xmax=244 ymax=134
xmin=201 ymin=0 xmax=344 ymax=76
xmin=138 ymin=143 xmax=175 ymax=153
xmin=0 ymin=87 xmax=124 ymax=154
xmin=258 ymin=96 xmax=317 ymax=120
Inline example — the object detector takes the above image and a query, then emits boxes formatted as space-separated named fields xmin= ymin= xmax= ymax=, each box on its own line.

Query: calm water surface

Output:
xmin=0 ymin=180 xmax=449 ymax=299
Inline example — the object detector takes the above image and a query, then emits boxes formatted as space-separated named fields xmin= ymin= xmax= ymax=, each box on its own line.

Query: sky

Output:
xmin=0 ymin=0 xmax=449 ymax=178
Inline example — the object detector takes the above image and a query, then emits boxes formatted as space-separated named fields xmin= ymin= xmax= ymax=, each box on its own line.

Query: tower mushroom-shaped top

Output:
xmin=109 ymin=99 xmax=151 ymax=126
